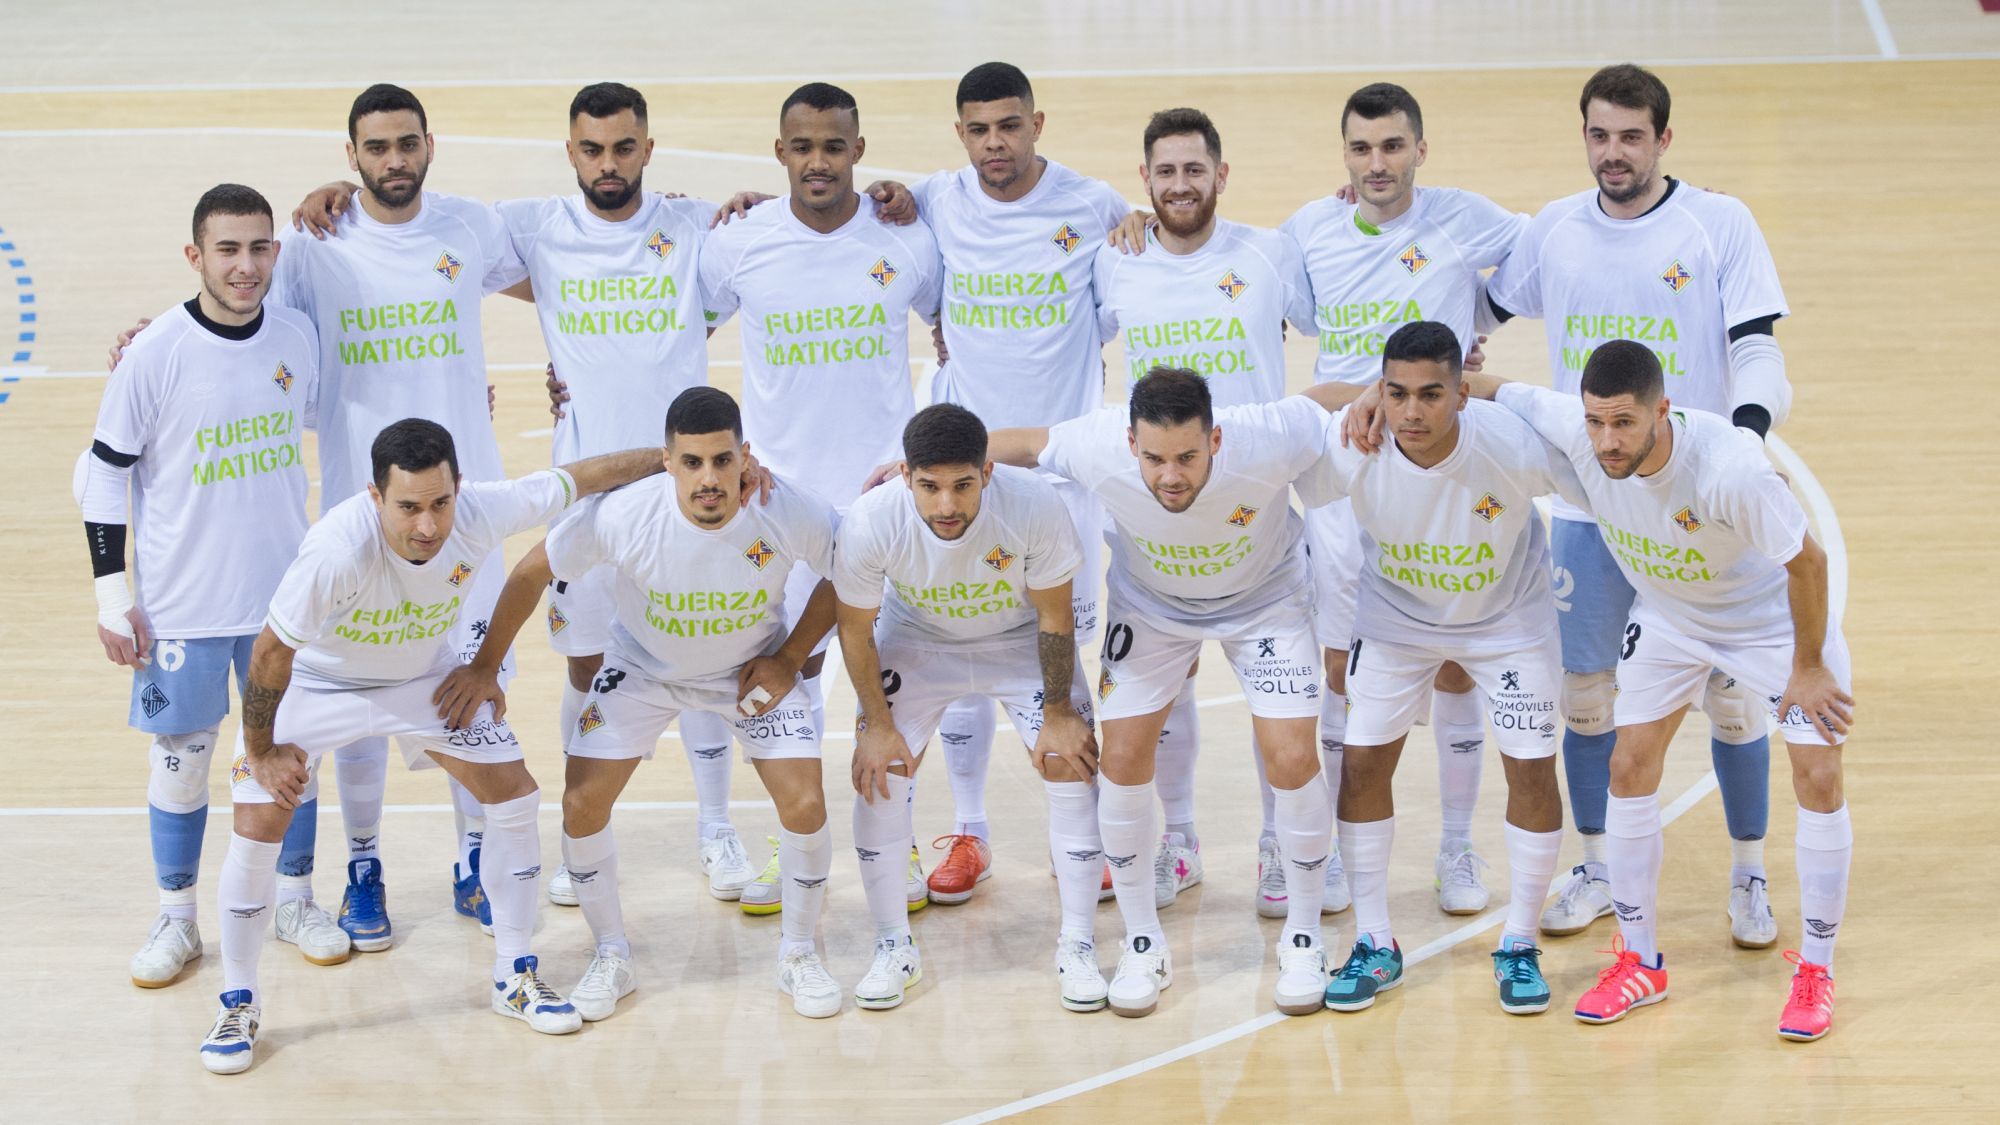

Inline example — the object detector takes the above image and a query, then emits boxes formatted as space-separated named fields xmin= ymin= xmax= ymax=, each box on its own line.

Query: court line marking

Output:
xmin=0 ymin=799 xmax=775 ymax=818
xmin=1859 ymin=0 xmax=1902 ymax=59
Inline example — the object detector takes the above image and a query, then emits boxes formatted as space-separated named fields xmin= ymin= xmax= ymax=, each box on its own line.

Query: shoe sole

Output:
xmin=347 ymin=936 xmax=390 ymax=954
xmin=133 ymin=950 xmax=201 ymax=989
xmin=708 ymin=884 xmax=749 ymax=901
xmin=740 ymin=899 xmax=782 ymax=916
xmin=1276 ymin=994 xmax=1326 ymax=1016
xmin=1500 ymin=996 xmax=1552 ymax=1015
xmin=1109 ymin=997 xmax=1157 ymax=1018
xmin=1778 ymin=1024 xmax=1828 ymax=1042
xmin=1575 ymin=990 xmax=1667 ymax=1023
xmin=1327 ymin=975 xmax=1403 ymax=1013
xmin=856 ymin=964 xmax=922 ymax=1011
xmin=200 ymin=1052 xmax=253 ymax=1075
xmin=1321 ymin=898 xmax=1352 ymax=915
xmin=906 ymin=896 xmax=929 ymax=913
xmin=1439 ymin=900 xmax=1489 ymax=917
xmin=574 ymin=986 xmax=636 ymax=1023
xmin=785 ymin=993 xmax=842 ymax=1019
xmin=293 ymin=945 xmax=354 ymax=966
xmin=927 ymin=867 xmax=992 ymax=905
xmin=1061 ymin=993 xmax=1109 ymax=1013
xmin=1730 ymin=917 xmax=1778 ymax=949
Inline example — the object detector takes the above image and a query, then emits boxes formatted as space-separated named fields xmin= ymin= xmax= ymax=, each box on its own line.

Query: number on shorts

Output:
xmin=1621 ymin=623 xmax=1642 ymax=661
xmin=156 ymin=639 xmax=186 ymax=673
xmin=1347 ymin=639 xmax=1363 ymax=678
xmin=592 ymin=668 xmax=627 ymax=694
xmin=880 ymin=669 xmax=901 ymax=708
xmin=1102 ymin=622 xmax=1133 ymax=664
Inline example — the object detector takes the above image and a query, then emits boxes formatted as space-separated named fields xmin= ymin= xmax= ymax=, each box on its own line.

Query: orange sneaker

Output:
xmin=1778 ymin=950 xmax=1835 ymax=1042
xmin=1573 ymin=935 xmax=1668 ymax=1024
xmin=926 ymin=834 xmax=993 ymax=904
xmin=1100 ymin=861 xmax=1115 ymax=902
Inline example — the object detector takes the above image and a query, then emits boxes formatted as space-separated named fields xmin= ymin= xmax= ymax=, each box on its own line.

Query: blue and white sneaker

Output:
xmin=1492 ymin=941 xmax=1552 ymax=1015
xmin=337 ymin=858 xmax=392 ymax=952
xmin=1325 ymin=938 xmax=1404 ymax=1012
xmin=453 ymin=847 xmax=494 ymax=935
xmin=199 ymin=989 xmax=260 ymax=1074
xmin=493 ymin=955 xmax=583 ymax=1035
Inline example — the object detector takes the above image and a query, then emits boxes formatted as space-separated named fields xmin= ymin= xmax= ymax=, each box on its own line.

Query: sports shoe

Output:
xmin=1573 ymin=936 xmax=1668 ymax=1024
xmin=1435 ymin=845 xmax=1491 ymax=915
xmin=926 ymin=834 xmax=993 ymax=905
xmin=337 ymin=858 xmax=392 ymax=951
xmin=1777 ymin=950 xmax=1835 ymax=1042
xmin=199 ymin=989 xmax=259 ymax=1074
xmin=1540 ymin=864 xmax=1614 ymax=936
xmin=1256 ymin=838 xmax=1289 ymax=919
xmin=777 ymin=949 xmax=842 ymax=1018
xmin=548 ymin=865 xmax=579 ymax=907
xmin=569 ymin=950 xmax=637 ymax=1022
xmin=854 ymin=936 xmax=923 ymax=1010
xmin=740 ymin=837 xmax=782 ymax=915
xmin=1274 ymin=934 xmax=1330 ymax=1016
xmin=700 ymin=828 xmax=756 ymax=900
xmin=452 ymin=848 xmax=493 ymax=936
xmin=131 ymin=914 xmax=201 ymax=988
xmin=1108 ymin=935 xmax=1172 ymax=1018
xmin=493 ymin=955 xmax=583 ymax=1034
xmin=1154 ymin=832 xmax=1203 ymax=909
xmin=1056 ymin=935 xmax=1108 ymax=1012
xmin=277 ymin=898 xmax=352 ymax=965
xmin=1491 ymin=942 xmax=1552 ymax=1015
xmin=1730 ymin=875 xmax=1778 ymax=949
xmin=1325 ymin=939 xmax=1404 ymax=1012
xmin=1322 ymin=844 xmax=1351 ymax=914
xmin=906 ymin=846 xmax=929 ymax=912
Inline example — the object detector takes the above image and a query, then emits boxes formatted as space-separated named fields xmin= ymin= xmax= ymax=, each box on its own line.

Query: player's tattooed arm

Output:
xmin=242 ymin=627 xmax=311 ymax=809
xmin=837 ymin=597 xmax=911 ymax=801
xmin=435 ymin=542 xmax=553 ymax=727
xmin=1027 ymin=581 xmax=1097 ymax=781
xmin=293 ymin=181 xmax=361 ymax=239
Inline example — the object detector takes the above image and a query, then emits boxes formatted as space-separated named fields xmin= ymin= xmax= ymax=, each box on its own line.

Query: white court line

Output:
xmin=1859 ymin=0 xmax=1901 ymax=59
xmin=1768 ymin=435 xmax=1848 ymax=618
xmin=0 ymin=799 xmax=773 ymax=818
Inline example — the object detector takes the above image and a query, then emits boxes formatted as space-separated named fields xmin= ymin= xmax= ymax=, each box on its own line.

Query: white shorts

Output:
xmin=547 ymin=564 xmax=615 ymax=658
xmin=1344 ymin=633 xmax=1561 ymax=759
xmin=567 ymin=657 xmax=821 ymax=763
xmin=1096 ymin=591 xmax=1322 ymax=722
xmin=1614 ymin=608 xmax=1853 ymax=747
xmin=1052 ymin=476 xmax=1103 ymax=646
xmin=230 ymin=667 xmax=523 ymax=803
xmin=875 ymin=628 xmax=1094 ymax=759
xmin=1306 ymin=501 xmax=1362 ymax=652
xmin=782 ymin=562 xmax=835 ymax=660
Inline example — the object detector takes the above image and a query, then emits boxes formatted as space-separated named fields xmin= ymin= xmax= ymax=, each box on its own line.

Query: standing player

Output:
xmin=83 ymin=185 xmax=342 ymax=986
xmin=1484 ymin=65 xmax=1793 ymax=944
xmin=837 ymin=405 xmax=1102 ymax=1012
xmin=199 ymin=421 xmax=662 ymax=1073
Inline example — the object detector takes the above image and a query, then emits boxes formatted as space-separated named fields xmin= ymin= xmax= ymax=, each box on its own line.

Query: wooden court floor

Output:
xmin=1 ymin=4 xmax=1996 ymax=1121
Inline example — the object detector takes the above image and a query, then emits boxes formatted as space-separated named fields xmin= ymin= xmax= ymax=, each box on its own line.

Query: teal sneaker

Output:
xmin=1324 ymin=938 xmax=1403 ymax=1012
xmin=1492 ymin=943 xmax=1551 ymax=1014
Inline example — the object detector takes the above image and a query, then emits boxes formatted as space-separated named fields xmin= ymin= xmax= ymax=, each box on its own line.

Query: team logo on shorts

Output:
xmin=1215 ymin=269 xmax=1249 ymax=301
xmin=230 ymin=756 xmax=251 ymax=784
xmin=646 ymin=229 xmax=674 ymax=259
xmin=139 ymin=683 xmax=171 ymax=719
xmin=743 ymin=538 xmax=776 ymax=570
xmin=1501 ymin=669 xmax=1521 ymax=691
xmin=272 ymin=362 xmax=295 ymax=394
xmin=1660 ymin=259 xmax=1693 ymax=294
xmin=577 ymin=702 xmax=605 ymax=736
xmin=868 ymin=257 xmax=899 ymax=288
xmin=1227 ymin=504 xmax=1258 ymax=528
xmin=1473 ymin=492 xmax=1505 ymax=522
xmin=983 ymin=544 xmax=1016 ymax=572
xmin=446 ymin=560 xmax=474 ymax=587
xmin=1097 ymin=667 xmax=1115 ymax=700
xmin=1672 ymin=505 xmax=1703 ymax=534
xmin=434 ymin=251 xmax=464 ymax=283
xmin=1051 ymin=223 xmax=1083 ymax=255
xmin=547 ymin=604 xmax=568 ymax=634
xmin=1398 ymin=243 xmax=1430 ymax=275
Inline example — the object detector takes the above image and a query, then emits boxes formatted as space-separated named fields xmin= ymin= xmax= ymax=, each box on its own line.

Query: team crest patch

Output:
xmin=140 ymin=683 xmax=171 ymax=719
xmin=447 ymin=560 xmax=474 ymax=587
xmin=743 ymin=538 xmax=776 ymax=570
xmin=1097 ymin=667 xmax=1115 ymax=700
xmin=1398 ymin=243 xmax=1430 ymax=275
xmin=272 ymin=362 xmax=295 ymax=393
xmin=1227 ymin=505 xmax=1258 ymax=528
xmin=230 ymin=756 xmax=251 ymax=784
xmin=646 ymin=229 xmax=674 ymax=259
xmin=434 ymin=251 xmax=464 ymax=283
xmin=547 ymin=604 xmax=568 ymax=634
xmin=1051 ymin=223 xmax=1083 ymax=254
xmin=1672 ymin=506 xmax=1703 ymax=534
xmin=984 ymin=544 xmax=1016 ymax=572
xmin=577 ymin=702 xmax=605 ymax=736
xmin=1215 ymin=269 xmax=1249 ymax=301
xmin=1473 ymin=493 xmax=1506 ymax=522
xmin=1660 ymin=259 xmax=1692 ymax=294
xmin=868 ymin=257 xmax=899 ymax=288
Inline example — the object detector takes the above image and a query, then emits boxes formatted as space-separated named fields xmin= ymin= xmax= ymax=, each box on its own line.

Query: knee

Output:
xmin=1701 ymin=672 xmax=1765 ymax=745
xmin=781 ymin=795 xmax=828 ymax=834
xmin=1340 ymin=745 xmax=1396 ymax=790
xmin=1266 ymin=744 xmax=1318 ymax=789
xmin=147 ymin=729 xmax=219 ymax=814
xmin=1791 ymin=753 xmax=1844 ymax=809
xmin=1562 ymin=671 xmax=1617 ymax=737
xmin=561 ymin=789 xmax=609 ymax=837
xmin=566 ymin=654 xmax=601 ymax=692
xmin=1324 ymin=649 xmax=1346 ymax=694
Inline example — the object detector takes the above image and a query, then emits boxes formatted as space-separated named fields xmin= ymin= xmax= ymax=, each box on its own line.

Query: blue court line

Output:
xmin=0 ymin=225 xmax=30 ymax=376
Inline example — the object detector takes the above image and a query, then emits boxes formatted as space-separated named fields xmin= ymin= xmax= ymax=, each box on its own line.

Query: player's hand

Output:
xmin=291 ymin=181 xmax=354 ymax=239
xmin=862 ymin=459 xmax=905 ymax=493
xmin=249 ymin=744 xmax=311 ymax=810
xmin=1108 ymin=210 xmax=1155 ymax=255
xmin=1462 ymin=334 xmax=1490 ymax=376
xmin=1032 ymin=705 xmax=1098 ymax=781
xmin=864 ymin=180 xmax=917 ymax=225
xmin=433 ymin=663 xmax=507 ymax=730
xmin=108 ymin=317 xmax=153 ymax=370
xmin=711 ymin=191 xmax=776 ymax=228
xmin=1335 ymin=183 xmax=1358 ymax=204
xmin=97 ymin=607 xmax=153 ymax=668
xmin=545 ymin=363 xmax=570 ymax=420
xmin=1778 ymin=662 xmax=1855 ymax=739
xmin=736 ymin=654 xmax=798 ymax=718
xmin=1340 ymin=380 xmax=1388 ymax=454
xmin=929 ymin=319 xmax=949 ymax=364
xmin=851 ymin=715 xmax=914 ymax=802
xmin=741 ymin=447 xmax=775 ymax=506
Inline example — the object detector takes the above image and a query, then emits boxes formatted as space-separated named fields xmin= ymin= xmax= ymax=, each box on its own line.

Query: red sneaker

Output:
xmin=1777 ymin=950 xmax=1835 ymax=1042
xmin=1100 ymin=861 xmax=1115 ymax=902
xmin=1573 ymin=936 xmax=1668 ymax=1024
xmin=926 ymin=834 xmax=992 ymax=904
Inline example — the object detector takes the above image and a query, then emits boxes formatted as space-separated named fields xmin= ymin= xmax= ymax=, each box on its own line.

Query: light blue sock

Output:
xmin=279 ymin=798 xmax=318 ymax=879
xmin=1561 ymin=730 xmax=1615 ymax=836
xmin=1711 ymin=734 xmax=1771 ymax=842
xmin=149 ymin=804 xmax=207 ymax=891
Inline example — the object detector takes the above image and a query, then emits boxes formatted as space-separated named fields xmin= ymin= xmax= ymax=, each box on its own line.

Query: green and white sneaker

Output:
xmin=740 ymin=836 xmax=782 ymax=915
xmin=1492 ymin=942 xmax=1551 ymax=1015
xmin=1324 ymin=938 xmax=1404 ymax=1012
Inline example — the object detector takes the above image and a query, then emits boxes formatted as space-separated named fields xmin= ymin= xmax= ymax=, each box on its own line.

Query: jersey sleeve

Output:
xmin=264 ymin=531 xmax=356 ymax=650
xmin=1037 ymin=408 xmax=1120 ymax=485
xmin=1262 ymin=395 xmax=1333 ymax=478
xmin=698 ymin=229 xmax=741 ymax=329
xmin=1273 ymin=229 xmax=1320 ymax=336
xmin=1483 ymin=210 xmax=1544 ymax=318
xmin=543 ymin=494 xmax=611 ymax=583
xmin=829 ymin=499 xmax=889 ymax=610
xmin=473 ymin=200 xmax=530 ymax=295
xmin=1711 ymin=199 xmax=1789 ymax=327
xmin=1088 ymin=178 xmax=1132 ymax=233
xmin=1292 ymin=409 xmax=1362 ymax=508
xmin=798 ymin=495 xmax=840 ymax=581
xmin=467 ymin=469 xmax=578 ymax=543
xmin=1023 ymin=484 xmax=1084 ymax=590
xmin=1494 ymin=382 xmax=1588 ymax=460
xmin=267 ymin=232 xmax=313 ymax=315
xmin=1090 ymin=244 xmax=1123 ymax=345
xmin=907 ymin=171 xmax=949 ymax=220
xmin=492 ymin=197 xmax=545 ymax=264
xmin=906 ymin=222 xmax=944 ymax=321
xmin=93 ymin=340 xmax=164 ymax=457
xmin=1711 ymin=439 xmax=1809 ymax=564
xmin=1445 ymin=190 xmax=1530 ymax=272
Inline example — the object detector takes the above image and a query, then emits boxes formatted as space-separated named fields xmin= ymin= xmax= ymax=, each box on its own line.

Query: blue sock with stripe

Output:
xmin=279 ymin=798 xmax=318 ymax=879
xmin=1561 ymin=729 xmax=1616 ymax=836
xmin=1711 ymin=734 xmax=1771 ymax=843
xmin=150 ymin=804 xmax=208 ymax=916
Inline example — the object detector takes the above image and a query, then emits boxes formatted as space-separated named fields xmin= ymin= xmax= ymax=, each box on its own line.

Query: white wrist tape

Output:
xmin=95 ymin=572 xmax=136 ymax=637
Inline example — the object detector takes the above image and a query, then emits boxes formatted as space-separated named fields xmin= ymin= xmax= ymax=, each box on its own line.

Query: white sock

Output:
xmin=160 ymin=887 xmax=197 ymax=922
xmin=1097 ymin=776 xmax=1163 ymax=946
xmin=1271 ymin=769 xmax=1332 ymax=944
xmin=778 ymin=824 xmax=832 ymax=956
xmin=1501 ymin=821 xmax=1563 ymax=947
xmin=1248 ymin=731 xmax=1277 ymax=842
xmin=1320 ymin=689 xmax=1346 ymax=822
xmin=481 ymin=790 xmax=543 ymax=980
xmin=1045 ymin=779 xmax=1101 ymax=942
xmin=853 ymin=774 xmax=914 ymax=942
xmin=561 ymin=827 xmax=627 ymax=958
xmin=452 ymin=777 xmax=486 ymax=872
xmin=1605 ymin=793 xmax=1664 ymax=964
xmin=1433 ymin=688 xmax=1483 ymax=849
xmin=1795 ymin=804 xmax=1852 ymax=967
xmin=559 ymin=679 xmax=586 ymax=751
xmin=218 ymin=833 xmax=281 ymax=1002
xmin=1581 ymin=831 xmax=1608 ymax=874
xmin=276 ymin=873 xmax=312 ymax=907
xmin=940 ymin=697 xmax=995 ymax=841
xmin=337 ymin=736 xmax=388 ymax=863
xmin=1154 ymin=677 xmax=1200 ymax=844
xmin=1339 ymin=817 xmax=1395 ymax=949
xmin=679 ymin=709 xmax=735 ymax=840
xmin=1731 ymin=836 xmax=1767 ymax=886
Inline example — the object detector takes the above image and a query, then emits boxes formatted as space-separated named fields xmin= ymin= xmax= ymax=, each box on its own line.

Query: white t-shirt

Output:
xmin=1040 ymin=397 xmax=1327 ymax=632
xmin=267 ymin=470 xmax=575 ymax=688
xmin=544 ymin=476 xmax=838 ymax=685
xmin=1283 ymin=186 xmax=1525 ymax=386
xmin=270 ymin=191 xmax=528 ymax=507
xmin=834 ymin=466 xmax=1082 ymax=650
xmin=1300 ymin=399 xmax=1582 ymax=650
xmin=914 ymin=161 xmax=1130 ymax=429
xmin=93 ymin=302 xmax=319 ymax=638
xmin=1092 ymin=219 xmax=1316 ymax=409
xmin=699 ymin=194 xmax=941 ymax=510
xmin=496 ymin=193 xmax=714 ymax=463
xmin=1497 ymin=383 xmax=1806 ymax=646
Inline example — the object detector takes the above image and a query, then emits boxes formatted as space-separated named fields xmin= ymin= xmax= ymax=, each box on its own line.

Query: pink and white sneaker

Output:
xmin=1777 ymin=950 xmax=1835 ymax=1042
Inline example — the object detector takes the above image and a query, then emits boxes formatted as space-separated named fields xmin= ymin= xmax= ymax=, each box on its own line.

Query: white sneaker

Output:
xmin=548 ymin=865 xmax=579 ymax=907
xmin=569 ymin=950 xmax=637 ymax=1022
xmin=492 ymin=955 xmax=583 ymax=1035
xmin=777 ymin=949 xmax=842 ymax=1018
xmin=853 ymin=936 xmax=923 ymax=1010
xmin=1729 ymin=874 xmax=1779 ymax=949
xmin=906 ymin=846 xmax=929 ymax=912
xmin=198 ymin=989 xmax=259 ymax=1075
xmin=1274 ymin=934 xmax=1331 ymax=1016
xmin=1256 ymin=837 xmax=1289 ymax=919
xmin=1539 ymin=864 xmax=1614 ymax=935
xmin=1056 ymin=935 xmax=1108 ymax=1012
xmin=132 ymin=914 xmax=201 ymax=988
xmin=1435 ymin=846 xmax=1491 ymax=915
xmin=701 ymin=829 xmax=756 ymax=901
xmin=275 ymin=899 xmax=352 ymax=966
xmin=1322 ymin=845 xmax=1352 ymax=915
xmin=1108 ymin=935 xmax=1172 ymax=1018
xmin=1153 ymin=832 xmax=1203 ymax=909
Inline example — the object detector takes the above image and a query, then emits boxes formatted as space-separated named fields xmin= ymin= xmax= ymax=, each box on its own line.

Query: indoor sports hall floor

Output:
xmin=2 ymin=2 xmax=1996 ymax=1120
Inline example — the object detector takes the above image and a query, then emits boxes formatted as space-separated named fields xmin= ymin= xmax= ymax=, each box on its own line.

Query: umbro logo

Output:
xmin=1806 ymin=918 xmax=1839 ymax=938
xmin=855 ymin=848 xmax=880 ymax=860
xmin=350 ymin=836 xmax=377 ymax=849
xmin=512 ymin=865 xmax=542 ymax=881
xmin=693 ymin=746 xmax=727 ymax=759
xmin=941 ymin=732 xmax=972 ymax=746
xmin=1451 ymin=739 xmax=1482 ymax=755
xmin=229 ymin=906 xmax=265 ymax=919
xmin=1292 ymin=856 xmax=1326 ymax=872
xmin=569 ymin=869 xmax=598 ymax=884
xmin=1066 ymin=849 xmax=1101 ymax=862
xmin=793 ymin=876 xmax=828 ymax=889
xmin=1612 ymin=899 xmax=1642 ymax=920
xmin=1106 ymin=853 xmax=1136 ymax=869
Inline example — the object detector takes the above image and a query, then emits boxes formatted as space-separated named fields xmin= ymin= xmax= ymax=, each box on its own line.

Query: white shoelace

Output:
xmin=1554 ymin=866 xmax=1600 ymax=909
xmin=142 ymin=915 xmax=191 ymax=952
xmin=208 ymin=1004 xmax=255 ymax=1044
xmin=713 ymin=832 xmax=750 ymax=871
xmin=784 ymin=951 xmax=837 ymax=992
xmin=578 ymin=954 xmax=623 ymax=994
xmin=1441 ymin=850 xmax=1490 ymax=890
xmin=1258 ymin=845 xmax=1287 ymax=899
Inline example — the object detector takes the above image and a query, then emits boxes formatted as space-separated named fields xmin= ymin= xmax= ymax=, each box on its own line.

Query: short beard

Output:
xmin=1595 ymin=165 xmax=1652 ymax=205
xmin=361 ymin=165 xmax=425 ymax=209
xmin=1151 ymin=192 xmax=1217 ymax=239
xmin=580 ymin=173 xmax=641 ymax=212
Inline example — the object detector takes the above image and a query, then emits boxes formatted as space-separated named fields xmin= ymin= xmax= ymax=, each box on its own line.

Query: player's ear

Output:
xmin=1657 ymin=126 xmax=1672 ymax=154
xmin=346 ymin=141 xmax=359 ymax=173
xmin=1414 ymin=138 xmax=1428 ymax=167
xmin=184 ymin=243 xmax=201 ymax=272
xmin=1209 ymin=424 xmax=1223 ymax=454
xmin=981 ymin=459 xmax=994 ymax=486
xmin=853 ymin=135 xmax=866 ymax=161
xmin=1031 ymin=110 xmax=1045 ymax=139
xmin=773 ymin=137 xmax=784 ymax=164
xmin=1215 ymin=161 xmax=1229 ymax=193
xmin=642 ymin=137 xmax=655 ymax=165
